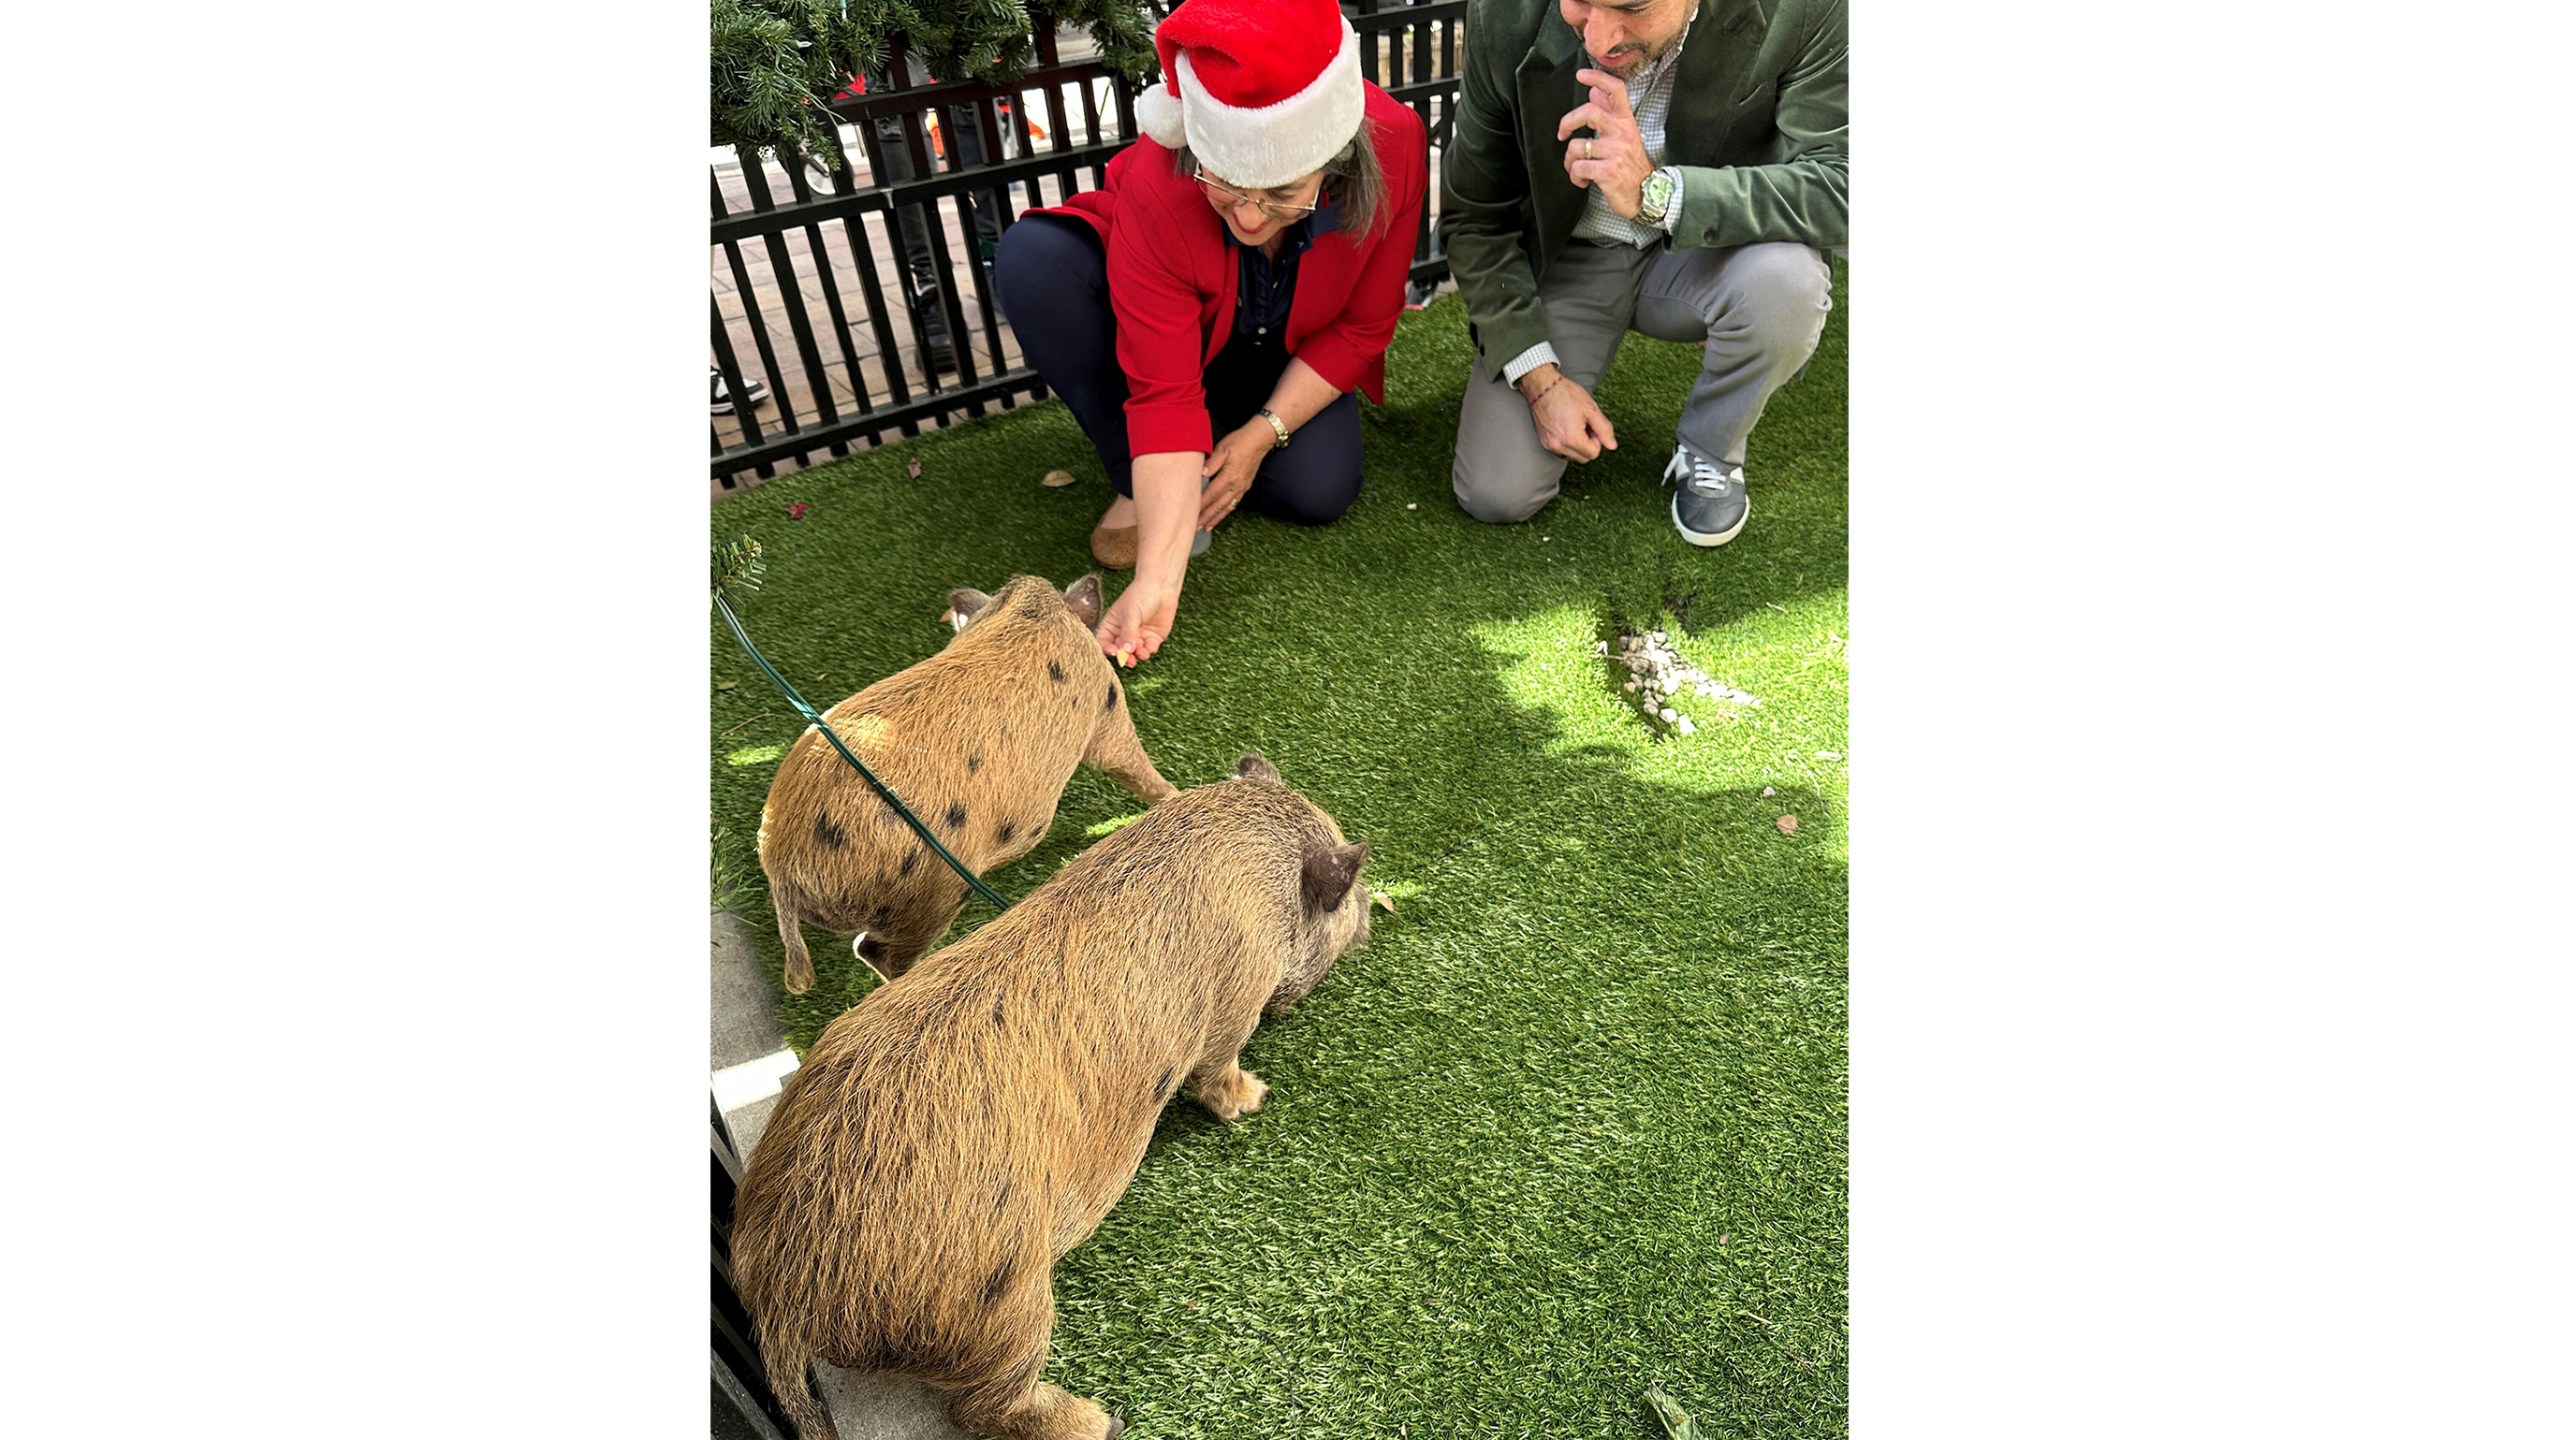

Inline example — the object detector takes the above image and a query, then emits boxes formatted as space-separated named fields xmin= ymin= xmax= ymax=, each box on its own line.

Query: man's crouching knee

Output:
xmin=1726 ymin=242 xmax=1835 ymax=365
xmin=1451 ymin=462 xmax=1559 ymax=525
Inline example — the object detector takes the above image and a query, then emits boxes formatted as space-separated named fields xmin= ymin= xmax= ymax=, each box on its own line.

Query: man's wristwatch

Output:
xmin=1638 ymin=167 xmax=1676 ymax=228
xmin=1257 ymin=407 xmax=1292 ymax=448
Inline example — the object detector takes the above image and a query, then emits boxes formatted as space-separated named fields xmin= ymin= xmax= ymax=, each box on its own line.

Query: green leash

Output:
xmin=714 ymin=590 xmax=1012 ymax=913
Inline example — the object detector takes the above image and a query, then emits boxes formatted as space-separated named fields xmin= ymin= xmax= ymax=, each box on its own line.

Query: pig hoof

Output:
xmin=1206 ymin=1069 xmax=1267 ymax=1121
xmin=1232 ymin=1072 xmax=1269 ymax=1117
xmin=1105 ymin=1415 xmax=1127 ymax=1440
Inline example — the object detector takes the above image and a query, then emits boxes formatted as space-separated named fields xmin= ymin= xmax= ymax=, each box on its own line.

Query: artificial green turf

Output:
xmin=712 ymin=267 xmax=1847 ymax=1439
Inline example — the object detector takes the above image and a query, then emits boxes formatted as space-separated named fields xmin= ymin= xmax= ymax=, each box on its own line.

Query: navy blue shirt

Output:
xmin=1200 ymin=199 xmax=1338 ymax=423
xmin=1227 ymin=199 xmax=1340 ymax=345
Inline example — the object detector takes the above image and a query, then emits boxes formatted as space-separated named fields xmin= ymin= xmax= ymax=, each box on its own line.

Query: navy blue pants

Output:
xmin=991 ymin=215 xmax=1363 ymax=524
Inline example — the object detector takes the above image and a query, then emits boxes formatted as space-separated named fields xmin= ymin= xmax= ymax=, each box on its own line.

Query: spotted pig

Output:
xmin=756 ymin=573 xmax=1176 ymax=994
xmin=731 ymin=755 xmax=1373 ymax=1440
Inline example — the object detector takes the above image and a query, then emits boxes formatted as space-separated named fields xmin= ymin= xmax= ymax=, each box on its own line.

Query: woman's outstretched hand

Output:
xmin=1096 ymin=573 xmax=1181 ymax=667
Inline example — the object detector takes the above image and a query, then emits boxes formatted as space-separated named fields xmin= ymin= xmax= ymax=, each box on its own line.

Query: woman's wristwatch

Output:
xmin=1257 ymin=407 xmax=1292 ymax=448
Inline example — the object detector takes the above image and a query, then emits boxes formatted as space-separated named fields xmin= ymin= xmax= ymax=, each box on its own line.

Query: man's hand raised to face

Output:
xmin=1559 ymin=68 xmax=1650 ymax=220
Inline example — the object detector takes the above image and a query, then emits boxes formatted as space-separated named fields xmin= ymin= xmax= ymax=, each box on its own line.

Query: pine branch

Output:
xmin=710 ymin=0 xmax=1164 ymax=162
xmin=713 ymin=535 xmax=767 ymax=602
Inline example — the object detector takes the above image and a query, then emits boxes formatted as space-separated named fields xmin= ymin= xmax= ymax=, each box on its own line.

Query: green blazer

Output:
xmin=1438 ymin=0 xmax=1848 ymax=370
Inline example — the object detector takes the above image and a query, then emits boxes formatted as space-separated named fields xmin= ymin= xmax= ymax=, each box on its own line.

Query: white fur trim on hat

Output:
xmin=1134 ymin=80 xmax=1187 ymax=151
xmin=1150 ymin=17 xmax=1364 ymax=189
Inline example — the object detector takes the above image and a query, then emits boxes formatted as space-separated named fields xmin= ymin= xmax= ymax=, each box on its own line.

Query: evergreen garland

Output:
xmin=712 ymin=534 xmax=767 ymax=601
xmin=711 ymin=0 xmax=1163 ymax=166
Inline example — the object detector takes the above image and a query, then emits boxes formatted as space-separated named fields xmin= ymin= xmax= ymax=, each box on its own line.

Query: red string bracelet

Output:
xmin=1522 ymin=373 xmax=1565 ymax=408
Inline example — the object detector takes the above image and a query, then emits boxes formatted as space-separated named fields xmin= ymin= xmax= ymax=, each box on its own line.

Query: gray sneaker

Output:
xmin=1664 ymin=444 xmax=1749 ymax=548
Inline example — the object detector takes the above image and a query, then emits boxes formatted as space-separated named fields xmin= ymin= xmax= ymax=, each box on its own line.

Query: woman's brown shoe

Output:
xmin=1089 ymin=520 xmax=1138 ymax=571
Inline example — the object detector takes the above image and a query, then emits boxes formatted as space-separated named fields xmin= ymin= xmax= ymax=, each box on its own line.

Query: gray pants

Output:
xmin=1452 ymin=239 xmax=1834 ymax=524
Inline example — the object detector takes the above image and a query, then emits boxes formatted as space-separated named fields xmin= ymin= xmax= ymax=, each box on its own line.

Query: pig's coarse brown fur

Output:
xmin=730 ymin=757 xmax=1372 ymax=1440
xmin=756 ymin=574 xmax=1176 ymax=993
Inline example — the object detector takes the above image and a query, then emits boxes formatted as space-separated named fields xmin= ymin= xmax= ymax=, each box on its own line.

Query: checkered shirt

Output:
xmin=1503 ymin=10 xmax=1705 ymax=385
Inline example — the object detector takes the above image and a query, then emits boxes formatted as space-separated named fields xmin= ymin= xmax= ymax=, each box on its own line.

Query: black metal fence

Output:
xmin=714 ymin=1099 xmax=793 ymax=1439
xmin=712 ymin=0 xmax=1468 ymax=489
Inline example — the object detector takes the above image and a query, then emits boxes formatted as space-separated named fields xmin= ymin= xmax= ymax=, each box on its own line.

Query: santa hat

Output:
xmin=1131 ymin=0 xmax=1365 ymax=189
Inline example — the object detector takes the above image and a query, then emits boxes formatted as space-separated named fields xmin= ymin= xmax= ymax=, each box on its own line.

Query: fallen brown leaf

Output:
xmin=1040 ymin=469 xmax=1077 ymax=488
xmin=1776 ymin=814 xmax=1799 ymax=836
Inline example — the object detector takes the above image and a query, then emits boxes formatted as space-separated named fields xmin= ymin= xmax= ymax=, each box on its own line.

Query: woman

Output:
xmin=992 ymin=0 xmax=1427 ymax=665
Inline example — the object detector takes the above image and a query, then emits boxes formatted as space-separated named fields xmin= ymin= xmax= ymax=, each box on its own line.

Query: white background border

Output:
xmin=11 ymin=1 xmax=2554 ymax=1434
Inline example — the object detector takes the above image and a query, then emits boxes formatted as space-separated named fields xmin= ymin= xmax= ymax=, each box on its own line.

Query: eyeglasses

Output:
xmin=1193 ymin=173 xmax=1320 ymax=221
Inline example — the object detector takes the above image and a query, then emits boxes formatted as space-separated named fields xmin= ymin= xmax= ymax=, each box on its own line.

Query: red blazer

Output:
xmin=1032 ymin=83 xmax=1427 ymax=459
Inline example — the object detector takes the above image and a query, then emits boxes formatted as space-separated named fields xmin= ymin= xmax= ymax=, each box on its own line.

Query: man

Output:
xmin=1440 ymin=0 xmax=1845 ymax=546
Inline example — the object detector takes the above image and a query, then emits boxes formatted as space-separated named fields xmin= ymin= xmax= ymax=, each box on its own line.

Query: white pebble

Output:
xmin=1623 ymin=681 xmax=1637 ymax=693
xmin=1660 ymin=707 xmax=1679 ymax=723
xmin=1678 ymin=717 xmax=1697 ymax=735
xmin=1762 ymin=787 xmax=1776 ymax=797
xmin=1406 ymin=502 xmax=1418 ymax=509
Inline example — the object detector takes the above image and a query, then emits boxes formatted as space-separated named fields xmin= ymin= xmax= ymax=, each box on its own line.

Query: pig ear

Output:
xmin=1235 ymin=753 xmax=1282 ymax=784
xmin=944 ymin=587 xmax=994 ymax=632
xmin=1062 ymin=573 xmax=1104 ymax=630
xmin=1301 ymin=840 xmax=1370 ymax=915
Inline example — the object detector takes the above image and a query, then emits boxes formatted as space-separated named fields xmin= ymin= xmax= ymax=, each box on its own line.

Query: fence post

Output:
xmin=713 ymin=1098 xmax=794 ymax=1439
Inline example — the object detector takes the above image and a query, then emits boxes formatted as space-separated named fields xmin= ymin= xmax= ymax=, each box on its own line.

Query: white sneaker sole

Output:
xmin=1671 ymin=493 xmax=1749 ymax=547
